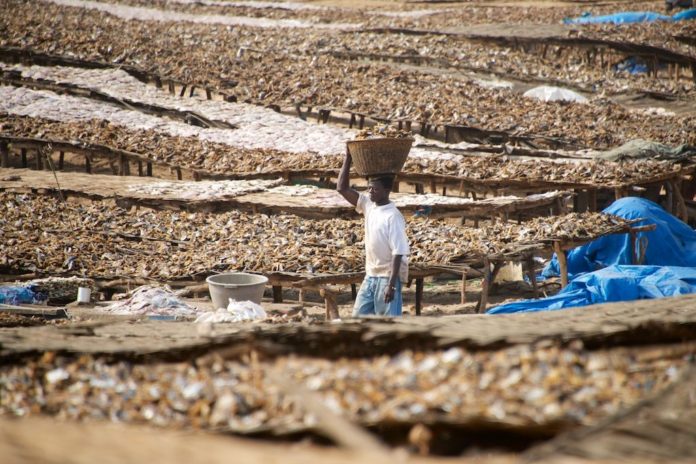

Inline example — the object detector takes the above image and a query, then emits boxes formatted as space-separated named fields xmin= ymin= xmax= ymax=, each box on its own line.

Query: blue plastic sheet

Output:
xmin=563 ymin=8 xmax=696 ymax=24
xmin=564 ymin=11 xmax=671 ymax=24
xmin=0 ymin=286 xmax=40 ymax=305
xmin=488 ymin=265 xmax=696 ymax=314
xmin=673 ymin=8 xmax=696 ymax=20
xmin=544 ymin=197 xmax=696 ymax=279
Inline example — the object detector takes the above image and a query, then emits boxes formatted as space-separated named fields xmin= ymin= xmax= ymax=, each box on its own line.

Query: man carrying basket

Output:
xmin=337 ymin=150 xmax=409 ymax=317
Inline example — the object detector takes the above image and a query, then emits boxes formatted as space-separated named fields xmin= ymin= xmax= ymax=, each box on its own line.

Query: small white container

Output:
xmin=77 ymin=287 xmax=91 ymax=304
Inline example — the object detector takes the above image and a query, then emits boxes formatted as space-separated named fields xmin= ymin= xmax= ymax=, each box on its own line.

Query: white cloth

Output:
xmin=356 ymin=193 xmax=409 ymax=281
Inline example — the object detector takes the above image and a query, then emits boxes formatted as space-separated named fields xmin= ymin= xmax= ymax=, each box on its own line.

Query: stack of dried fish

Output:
xmin=355 ymin=125 xmax=413 ymax=140
xmin=403 ymin=155 xmax=684 ymax=187
xmin=0 ymin=192 xmax=632 ymax=280
xmin=1 ymin=0 xmax=694 ymax=147
xmin=0 ymin=342 xmax=686 ymax=434
xmin=1 ymin=115 xmax=685 ymax=186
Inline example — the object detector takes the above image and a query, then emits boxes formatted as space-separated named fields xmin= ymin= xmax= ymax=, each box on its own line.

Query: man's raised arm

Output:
xmin=336 ymin=148 xmax=359 ymax=207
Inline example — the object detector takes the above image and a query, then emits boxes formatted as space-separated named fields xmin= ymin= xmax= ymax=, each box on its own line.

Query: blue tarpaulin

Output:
xmin=544 ymin=197 xmax=696 ymax=278
xmin=487 ymin=265 xmax=696 ymax=314
xmin=0 ymin=285 xmax=40 ymax=305
xmin=564 ymin=8 xmax=696 ymax=24
xmin=487 ymin=197 xmax=696 ymax=314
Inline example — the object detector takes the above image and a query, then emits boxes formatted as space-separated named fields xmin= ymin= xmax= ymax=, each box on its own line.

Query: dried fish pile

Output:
xmin=127 ymin=179 xmax=284 ymax=201
xmin=1 ymin=115 xmax=685 ymax=186
xmin=2 ymin=0 xmax=694 ymax=147
xmin=0 ymin=115 xmax=339 ymax=175
xmin=355 ymin=125 xmax=413 ymax=140
xmin=0 ymin=192 xmax=631 ymax=279
xmin=0 ymin=342 xmax=686 ymax=433
xmin=404 ymin=155 xmax=684 ymax=187
xmin=576 ymin=22 xmax=696 ymax=58
xmin=408 ymin=212 xmax=629 ymax=264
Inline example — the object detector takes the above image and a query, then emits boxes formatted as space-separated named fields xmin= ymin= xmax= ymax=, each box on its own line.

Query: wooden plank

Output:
xmin=0 ymin=304 xmax=68 ymax=319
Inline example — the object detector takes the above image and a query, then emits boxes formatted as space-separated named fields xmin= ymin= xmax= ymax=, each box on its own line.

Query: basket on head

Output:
xmin=346 ymin=137 xmax=414 ymax=177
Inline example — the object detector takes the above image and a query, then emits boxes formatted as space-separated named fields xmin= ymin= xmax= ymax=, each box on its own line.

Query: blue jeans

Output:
xmin=352 ymin=276 xmax=402 ymax=317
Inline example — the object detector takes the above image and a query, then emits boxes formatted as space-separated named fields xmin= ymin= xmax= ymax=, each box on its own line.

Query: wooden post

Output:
xmin=154 ymin=76 xmax=162 ymax=88
xmin=189 ymin=85 xmax=196 ymax=97
xmin=138 ymin=160 xmax=143 ymax=176
xmin=629 ymin=229 xmax=638 ymax=265
xmin=430 ymin=179 xmax=437 ymax=194
xmin=477 ymin=258 xmax=491 ymax=313
xmin=0 ymin=142 xmax=8 ymax=168
xmin=179 ymin=84 xmax=187 ymax=98
xmin=588 ymin=189 xmax=597 ymax=212
xmin=415 ymin=278 xmax=424 ymax=316
xmin=460 ymin=272 xmax=467 ymax=304
xmin=58 ymin=151 xmax=64 ymax=170
xmin=351 ymin=283 xmax=357 ymax=300
xmin=525 ymin=257 xmax=539 ymax=298
xmin=670 ymin=179 xmax=688 ymax=222
xmin=358 ymin=115 xmax=365 ymax=129
xmin=168 ymin=80 xmax=175 ymax=94
xmin=349 ymin=113 xmax=356 ymax=129
xmin=553 ymin=242 xmax=568 ymax=288
xmin=119 ymin=154 xmax=129 ymax=176
xmin=392 ymin=180 xmax=399 ymax=193
xmin=205 ymin=88 xmax=212 ymax=100
xmin=320 ymin=287 xmax=339 ymax=320
xmin=146 ymin=161 xmax=153 ymax=176
xmin=272 ymin=285 xmax=283 ymax=303
xmin=441 ymin=186 xmax=447 ymax=196
xmin=85 ymin=155 xmax=91 ymax=173
xmin=176 ymin=167 xmax=182 ymax=180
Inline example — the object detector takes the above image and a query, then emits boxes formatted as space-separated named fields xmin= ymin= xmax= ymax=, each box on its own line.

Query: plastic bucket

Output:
xmin=77 ymin=287 xmax=91 ymax=304
xmin=206 ymin=273 xmax=269 ymax=309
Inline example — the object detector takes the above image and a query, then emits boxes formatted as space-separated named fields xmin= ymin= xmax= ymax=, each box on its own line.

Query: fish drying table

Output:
xmin=0 ymin=168 xmax=571 ymax=220
xmin=3 ymin=134 xmax=693 ymax=220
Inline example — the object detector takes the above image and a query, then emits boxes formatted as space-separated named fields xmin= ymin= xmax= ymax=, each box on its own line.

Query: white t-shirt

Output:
xmin=356 ymin=193 xmax=409 ymax=282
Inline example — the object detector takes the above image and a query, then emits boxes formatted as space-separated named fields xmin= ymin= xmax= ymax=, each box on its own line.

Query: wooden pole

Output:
xmin=21 ymin=148 xmax=27 ymax=168
xmin=85 ymin=154 xmax=91 ymax=173
xmin=525 ymin=257 xmax=539 ymax=298
xmin=320 ymin=287 xmax=339 ymax=320
xmin=415 ymin=278 xmax=424 ymax=316
xmin=272 ymin=285 xmax=283 ymax=303
xmin=553 ymin=242 xmax=569 ymax=288
xmin=351 ymin=283 xmax=357 ymax=300
xmin=0 ymin=142 xmax=8 ymax=168
xmin=58 ymin=151 xmax=64 ymax=170
xmin=460 ymin=272 xmax=467 ymax=304
xmin=477 ymin=257 xmax=491 ymax=313
xmin=146 ymin=161 xmax=153 ymax=176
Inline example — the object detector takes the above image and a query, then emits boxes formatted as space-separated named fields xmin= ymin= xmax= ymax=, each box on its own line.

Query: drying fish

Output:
xmin=0 ymin=342 xmax=688 ymax=434
xmin=1 ymin=0 xmax=694 ymax=148
xmin=0 ymin=191 xmax=632 ymax=280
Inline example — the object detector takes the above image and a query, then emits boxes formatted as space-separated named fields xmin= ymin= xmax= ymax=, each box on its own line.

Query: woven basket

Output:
xmin=346 ymin=137 xmax=414 ymax=176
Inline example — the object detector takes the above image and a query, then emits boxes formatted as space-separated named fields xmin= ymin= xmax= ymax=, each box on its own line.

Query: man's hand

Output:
xmin=384 ymin=284 xmax=396 ymax=303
